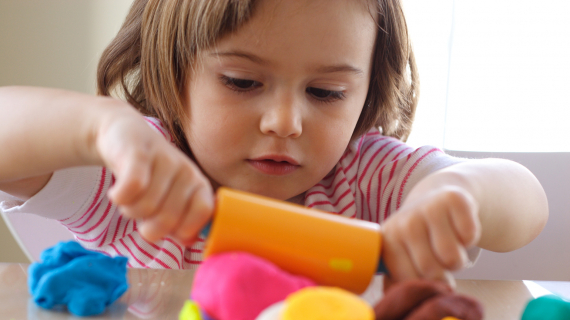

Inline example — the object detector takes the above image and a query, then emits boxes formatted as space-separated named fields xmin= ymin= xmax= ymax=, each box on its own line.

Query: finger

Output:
xmin=121 ymin=154 xmax=178 ymax=219
xmin=173 ymin=182 xmax=214 ymax=244
xmin=443 ymin=270 xmax=456 ymax=289
xmin=427 ymin=207 xmax=469 ymax=270
xmin=108 ymin=152 xmax=151 ymax=206
xmin=382 ymin=220 xmax=422 ymax=282
xmin=137 ymin=167 xmax=195 ymax=243
xmin=447 ymin=189 xmax=481 ymax=247
xmin=405 ymin=215 xmax=449 ymax=280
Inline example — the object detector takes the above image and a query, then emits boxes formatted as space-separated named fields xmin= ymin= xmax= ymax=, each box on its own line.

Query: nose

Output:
xmin=259 ymin=94 xmax=303 ymax=138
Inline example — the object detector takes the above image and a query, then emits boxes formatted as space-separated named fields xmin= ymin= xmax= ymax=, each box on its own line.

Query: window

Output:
xmin=405 ymin=0 xmax=570 ymax=152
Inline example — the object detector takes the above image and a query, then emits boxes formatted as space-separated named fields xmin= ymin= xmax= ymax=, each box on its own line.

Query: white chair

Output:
xmin=1 ymin=211 xmax=74 ymax=262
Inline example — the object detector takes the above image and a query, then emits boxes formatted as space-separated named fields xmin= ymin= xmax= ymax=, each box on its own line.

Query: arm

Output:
xmin=404 ymin=158 xmax=548 ymax=252
xmin=381 ymin=157 xmax=548 ymax=284
xmin=0 ymin=86 xmax=108 ymax=195
xmin=0 ymin=86 xmax=214 ymax=244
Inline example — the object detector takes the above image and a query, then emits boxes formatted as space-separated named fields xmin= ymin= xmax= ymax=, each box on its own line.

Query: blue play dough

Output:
xmin=28 ymin=241 xmax=129 ymax=316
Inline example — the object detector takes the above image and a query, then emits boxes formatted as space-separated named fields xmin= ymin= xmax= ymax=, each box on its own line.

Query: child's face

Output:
xmin=184 ymin=0 xmax=377 ymax=200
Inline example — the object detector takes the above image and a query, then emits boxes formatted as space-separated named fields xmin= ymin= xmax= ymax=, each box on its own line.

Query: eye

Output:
xmin=220 ymin=76 xmax=262 ymax=92
xmin=306 ymin=87 xmax=346 ymax=103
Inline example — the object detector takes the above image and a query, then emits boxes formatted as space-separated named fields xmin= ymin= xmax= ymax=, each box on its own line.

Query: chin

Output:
xmin=224 ymin=183 xmax=294 ymax=201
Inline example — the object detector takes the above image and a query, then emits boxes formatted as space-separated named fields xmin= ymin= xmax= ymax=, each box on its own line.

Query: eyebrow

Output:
xmin=209 ymin=50 xmax=365 ymax=76
xmin=210 ymin=50 xmax=267 ymax=65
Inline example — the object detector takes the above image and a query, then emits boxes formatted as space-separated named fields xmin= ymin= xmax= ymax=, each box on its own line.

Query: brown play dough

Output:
xmin=373 ymin=279 xmax=483 ymax=320
xmin=405 ymin=293 xmax=484 ymax=320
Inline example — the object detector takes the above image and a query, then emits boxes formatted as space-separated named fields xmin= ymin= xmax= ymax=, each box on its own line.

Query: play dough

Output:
xmin=255 ymin=302 xmax=285 ymax=320
xmin=281 ymin=286 xmax=374 ymax=320
xmin=191 ymin=252 xmax=315 ymax=320
xmin=28 ymin=241 xmax=128 ymax=316
xmin=522 ymin=295 xmax=570 ymax=320
xmin=179 ymin=300 xmax=203 ymax=320
xmin=374 ymin=279 xmax=483 ymax=320
xmin=404 ymin=294 xmax=483 ymax=320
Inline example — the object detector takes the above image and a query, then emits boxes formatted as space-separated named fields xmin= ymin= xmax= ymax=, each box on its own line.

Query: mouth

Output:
xmin=247 ymin=155 xmax=300 ymax=175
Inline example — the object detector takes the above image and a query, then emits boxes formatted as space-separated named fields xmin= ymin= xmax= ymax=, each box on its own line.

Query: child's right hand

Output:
xmin=94 ymin=106 xmax=214 ymax=245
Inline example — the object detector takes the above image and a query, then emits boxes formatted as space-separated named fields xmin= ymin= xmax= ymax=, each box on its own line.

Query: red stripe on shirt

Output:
xmin=308 ymin=200 xmax=333 ymax=208
xmin=396 ymin=148 xmax=439 ymax=209
xmin=112 ymin=215 xmax=123 ymax=243
xmin=358 ymin=140 xmax=394 ymax=218
xmin=343 ymin=136 xmax=365 ymax=172
xmin=308 ymin=188 xmax=351 ymax=210
xmin=338 ymin=200 xmax=355 ymax=215
xmin=127 ymin=235 xmax=172 ymax=269
xmin=75 ymin=226 xmax=107 ymax=243
xmin=122 ymin=219 xmax=131 ymax=238
xmin=365 ymin=143 xmax=401 ymax=220
xmin=381 ymin=159 xmax=401 ymax=220
xmin=70 ymin=201 xmax=113 ymax=234
xmin=109 ymin=243 xmax=134 ymax=268
xmin=145 ymin=118 xmax=167 ymax=139
xmin=391 ymin=147 xmax=409 ymax=161
xmin=383 ymin=196 xmax=393 ymax=221
xmin=306 ymin=176 xmax=347 ymax=198
xmin=376 ymin=165 xmax=388 ymax=222
xmin=119 ymin=238 xmax=149 ymax=268
xmin=144 ymin=239 xmax=181 ymax=269
xmin=314 ymin=166 xmax=344 ymax=190
xmin=164 ymin=238 xmax=184 ymax=257
xmin=61 ymin=167 xmax=107 ymax=224
xmin=184 ymin=257 xmax=202 ymax=264
xmin=98 ymin=226 xmax=110 ymax=247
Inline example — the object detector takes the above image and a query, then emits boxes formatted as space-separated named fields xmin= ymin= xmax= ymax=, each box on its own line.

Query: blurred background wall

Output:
xmin=0 ymin=0 xmax=133 ymax=262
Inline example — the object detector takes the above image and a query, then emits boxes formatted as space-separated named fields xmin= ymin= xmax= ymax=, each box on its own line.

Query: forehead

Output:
xmin=208 ymin=0 xmax=378 ymax=73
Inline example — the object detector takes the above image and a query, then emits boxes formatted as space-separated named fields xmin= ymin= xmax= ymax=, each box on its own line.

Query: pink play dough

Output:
xmin=191 ymin=252 xmax=316 ymax=320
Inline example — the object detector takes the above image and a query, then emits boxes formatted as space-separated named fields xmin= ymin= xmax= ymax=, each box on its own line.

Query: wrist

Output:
xmin=79 ymin=96 xmax=135 ymax=167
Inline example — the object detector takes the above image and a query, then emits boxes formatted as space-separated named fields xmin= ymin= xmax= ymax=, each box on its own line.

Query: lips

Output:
xmin=248 ymin=155 xmax=300 ymax=175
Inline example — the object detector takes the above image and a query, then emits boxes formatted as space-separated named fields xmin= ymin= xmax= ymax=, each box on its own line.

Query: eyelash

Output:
xmin=220 ymin=75 xmax=262 ymax=92
xmin=219 ymin=75 xmax=346 ymax=104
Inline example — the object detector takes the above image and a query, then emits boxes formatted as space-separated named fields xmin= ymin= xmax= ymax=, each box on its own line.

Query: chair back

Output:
xmin=450 ymin=151 xmax=570 ymax=281
xmin=1 ymin=211 xmax=74 ymax=262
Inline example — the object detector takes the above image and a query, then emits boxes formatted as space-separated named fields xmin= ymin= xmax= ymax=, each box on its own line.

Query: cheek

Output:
xmin=185 ymin=80 xmax=228 ymax=163
xmin=309 ymin=105 xmax=363 ymax=165
xmin=185 ymin=82 xmax=252 ymax=167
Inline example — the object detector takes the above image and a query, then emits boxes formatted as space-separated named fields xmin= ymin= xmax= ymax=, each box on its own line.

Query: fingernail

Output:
xmin=444 ymin=271 xmax=456 ymax=289
xmin=200 ymin=188 xmax=214 ymax=209
xmin=460 ymin=249 xmax=469 ymax=268
xmin=107 ymin=188 xmax=117 ymax=202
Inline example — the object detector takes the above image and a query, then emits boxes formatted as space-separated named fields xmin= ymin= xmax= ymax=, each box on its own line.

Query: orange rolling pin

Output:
xmin=201 ymin=187 xmax=386 ymax=294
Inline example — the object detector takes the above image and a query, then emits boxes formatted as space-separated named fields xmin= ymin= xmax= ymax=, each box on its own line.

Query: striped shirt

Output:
xmin=0 ymin=118 xmax=463 ymax=270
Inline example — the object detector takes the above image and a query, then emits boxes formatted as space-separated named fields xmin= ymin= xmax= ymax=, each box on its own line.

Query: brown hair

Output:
xmin=97 ymin=0 xmax=418 ymax=157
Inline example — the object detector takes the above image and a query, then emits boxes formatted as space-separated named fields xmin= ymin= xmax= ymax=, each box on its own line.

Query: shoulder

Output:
xmin=304 ymin=128 xmax=465 ymax=219
xmin=339 ymin=128 xmax=414 ymax=174
xmin=341 ymin=128 xmax=458 ymax=173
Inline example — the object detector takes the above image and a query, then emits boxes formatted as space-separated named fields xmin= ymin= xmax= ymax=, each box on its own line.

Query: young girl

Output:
xmin=0 ymin=0 xmax=548 ymax=286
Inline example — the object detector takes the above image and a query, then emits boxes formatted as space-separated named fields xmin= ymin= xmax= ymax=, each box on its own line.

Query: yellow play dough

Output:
xmin=281 ymin=287 xmax=374 ymax=320
xmin=178 ymin=300 xmax=202 ymax=320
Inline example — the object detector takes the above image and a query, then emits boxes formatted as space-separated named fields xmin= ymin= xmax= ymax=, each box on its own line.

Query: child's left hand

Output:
xmin=381 ymin=185 xmax=481 ymax=286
